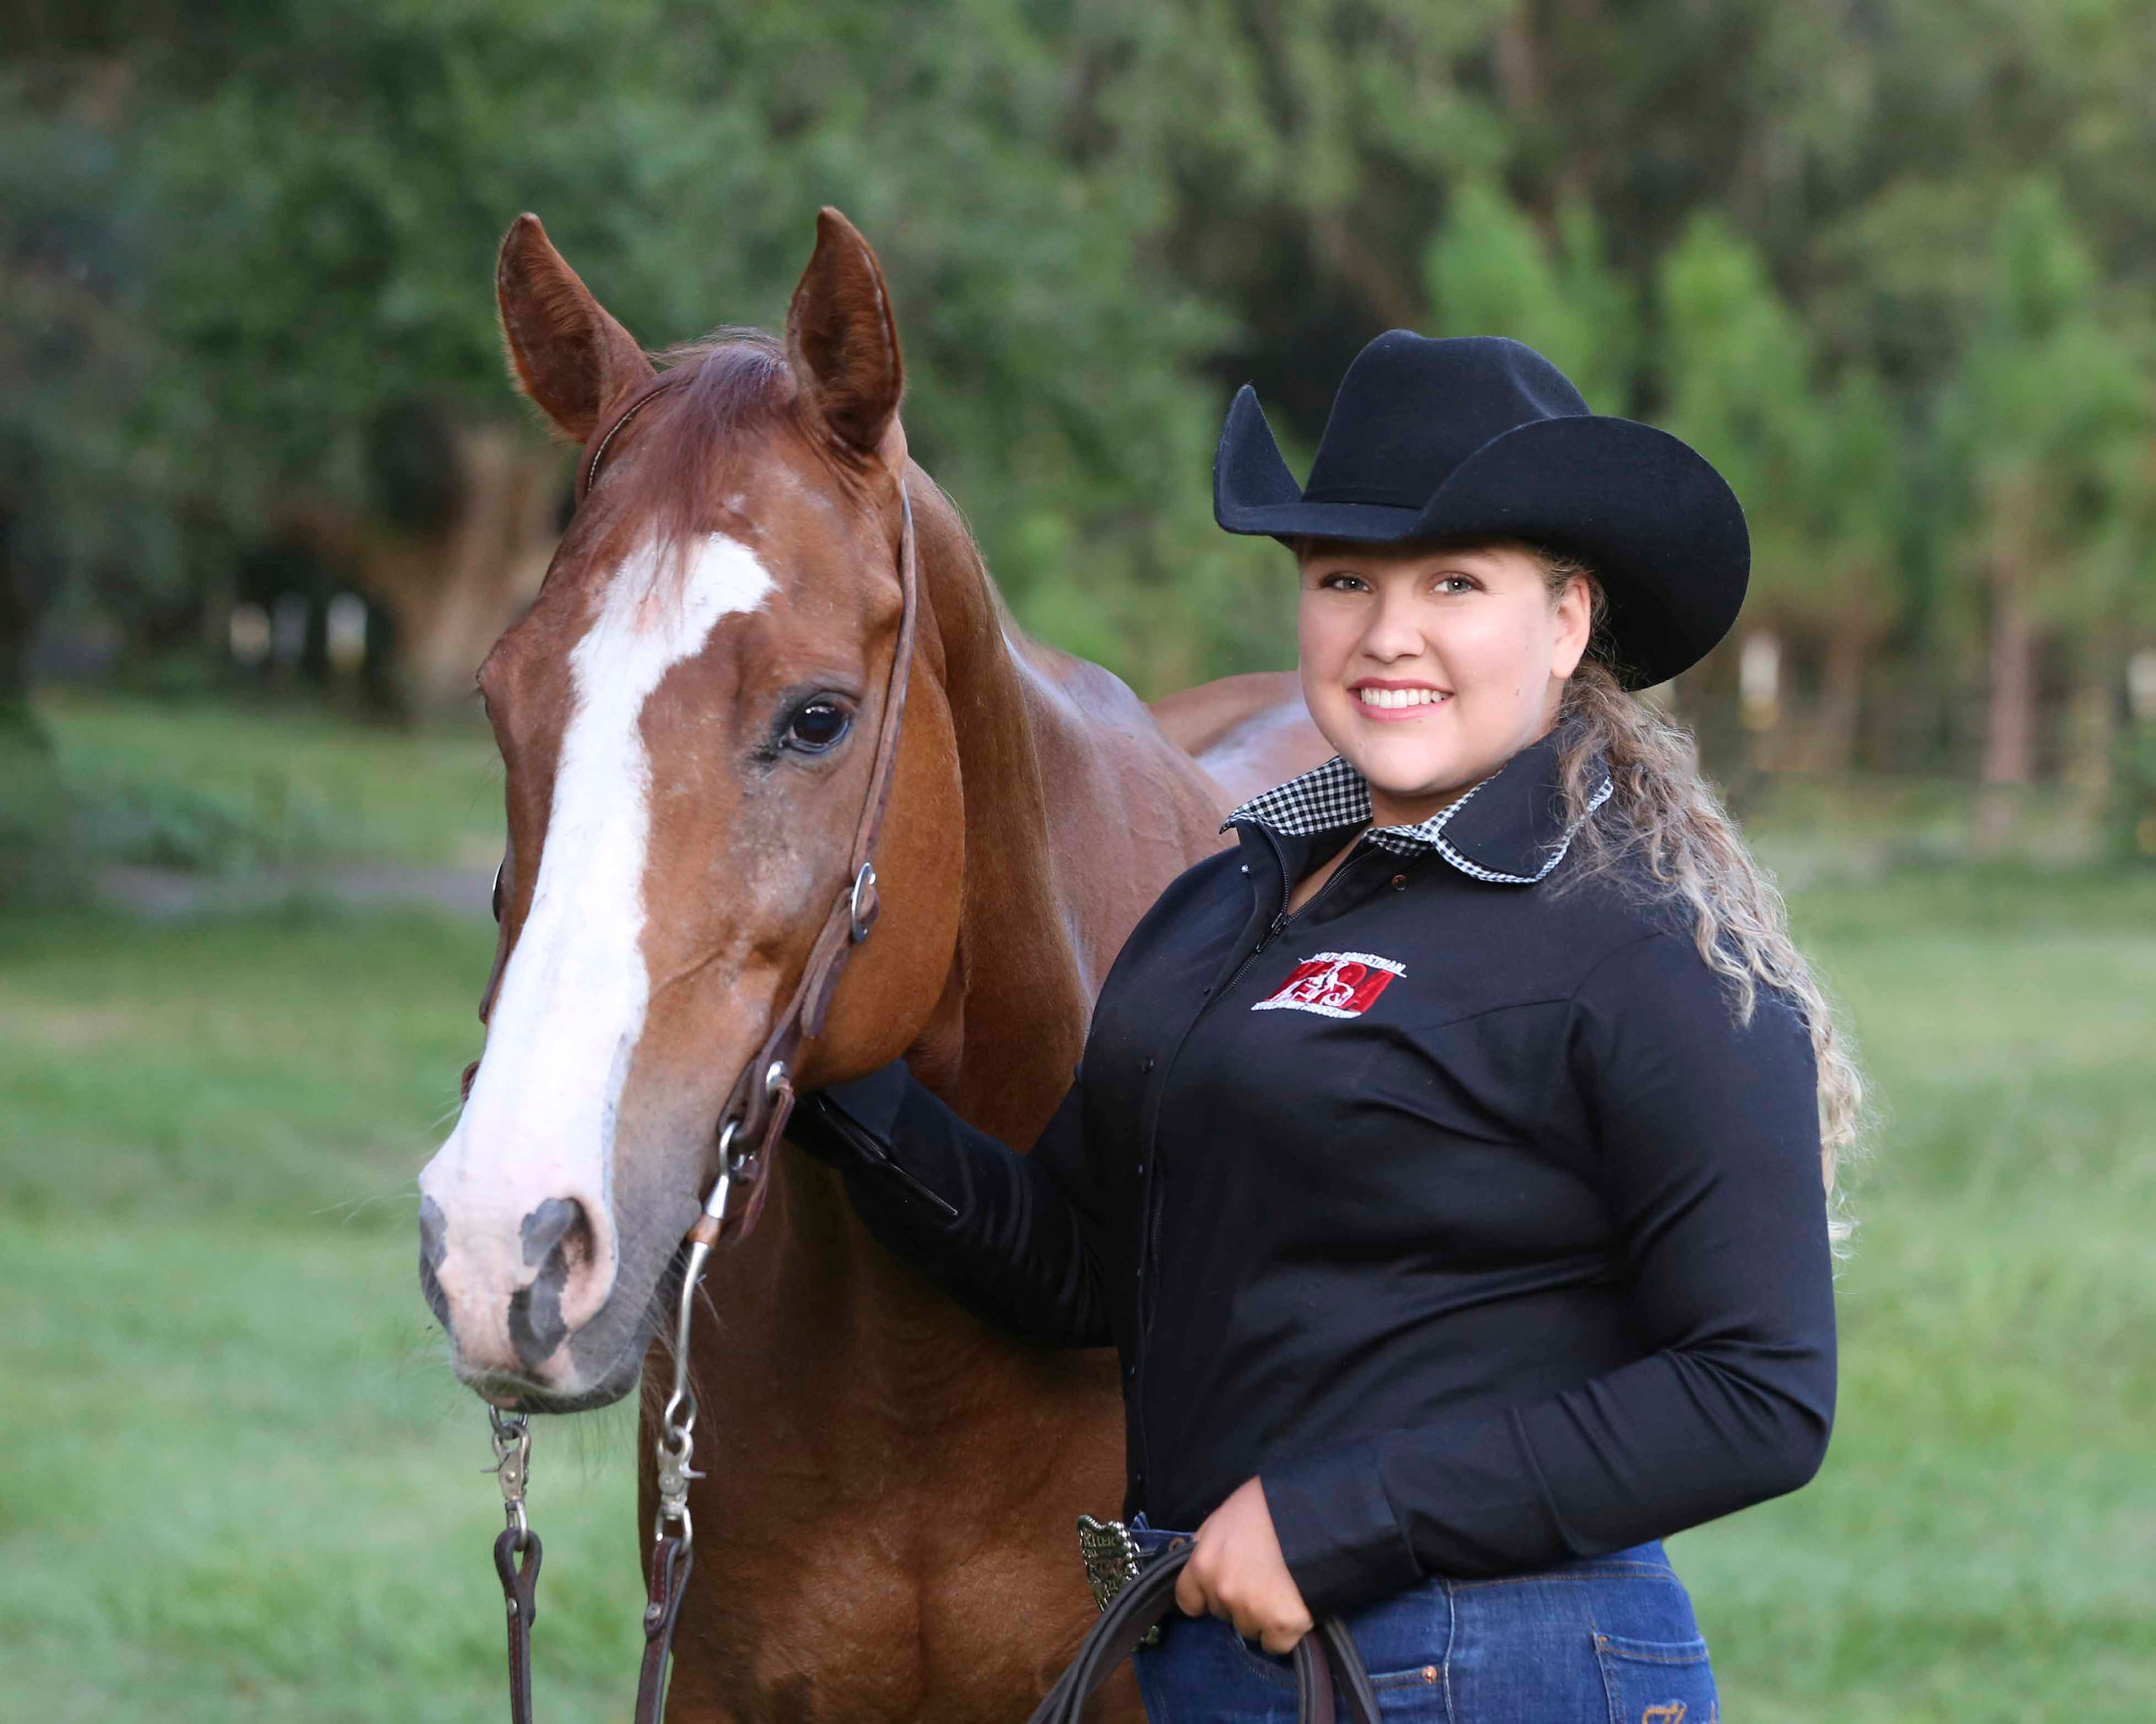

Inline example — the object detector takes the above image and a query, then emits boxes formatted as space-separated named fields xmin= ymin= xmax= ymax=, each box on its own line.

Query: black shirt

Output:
xmin=791 ymin=729 xmax=1837 ymax=1617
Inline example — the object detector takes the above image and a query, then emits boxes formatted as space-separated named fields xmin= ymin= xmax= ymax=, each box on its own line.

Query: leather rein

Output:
xmin=483 ymin=368 xmax=921 ymax=1724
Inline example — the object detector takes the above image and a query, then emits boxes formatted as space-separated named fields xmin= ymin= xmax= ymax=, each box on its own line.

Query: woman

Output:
xmin=791 ymin=332 xmax=1859 ymax=1722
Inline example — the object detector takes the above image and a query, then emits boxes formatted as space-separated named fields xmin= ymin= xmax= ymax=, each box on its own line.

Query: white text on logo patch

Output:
xmin=1251 ymin=950 xmax=1404 ymax=1019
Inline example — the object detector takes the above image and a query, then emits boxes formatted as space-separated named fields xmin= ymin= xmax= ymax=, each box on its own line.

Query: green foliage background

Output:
xmin=7 ymin=0 xmax=2155 ymax=743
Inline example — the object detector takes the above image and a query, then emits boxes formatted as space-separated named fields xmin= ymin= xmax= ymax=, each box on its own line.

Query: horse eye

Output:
xmin=491 ymin=861 xmax=505 ymax=923
xmin=785 ymin=700 xmax=852 ymax=753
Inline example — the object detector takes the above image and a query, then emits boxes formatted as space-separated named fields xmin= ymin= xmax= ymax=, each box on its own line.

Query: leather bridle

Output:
xmin=484 ymin=367 xmax=922 ymax=1724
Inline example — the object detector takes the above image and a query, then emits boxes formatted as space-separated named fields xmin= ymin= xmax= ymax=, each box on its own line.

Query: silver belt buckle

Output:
xmin=1076 ymin=1514 xmax=1162 ymax=1647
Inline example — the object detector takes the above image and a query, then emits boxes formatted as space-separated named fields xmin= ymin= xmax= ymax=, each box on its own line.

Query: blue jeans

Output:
xmin=1126 ymin=1518 xmax=1718 ymax=1724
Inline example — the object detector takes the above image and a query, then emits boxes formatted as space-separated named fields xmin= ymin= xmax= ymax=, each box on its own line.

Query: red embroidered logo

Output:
xmin=1251 ymin=950 xmax=1404 ymax=1019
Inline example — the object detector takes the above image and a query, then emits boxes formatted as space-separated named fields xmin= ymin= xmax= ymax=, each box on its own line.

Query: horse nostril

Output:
xmin=520 ymin=1197 xmax=585 ymax=1269
xmin=508 ymin=1197 xmax=597 ymax=1371
xmin=418 ymin=1196 xmax=451 ymax=1329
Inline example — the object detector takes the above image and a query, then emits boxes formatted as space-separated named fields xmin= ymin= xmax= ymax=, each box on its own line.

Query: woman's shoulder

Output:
xmin=1519 ymin=848 xmax=1692 ymax=971
xmin=1557 ymin=915 xmax=1816 ymax=1100
xmin=1095 ymin=837 xmax=1252 ymax=982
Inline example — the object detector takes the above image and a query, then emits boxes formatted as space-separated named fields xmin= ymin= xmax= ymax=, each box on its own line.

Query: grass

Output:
xmin=34 ymin=692 xmax=505 ymax=872
xmin=2 ymin=692 xmax=622 ymax=1721
xmin=1669 ymin=866 xmax=2156 ymax=1723
xmin=6 ymin=697 xmax=2153 ymax=1720
xmin=0 ymin=904 xmax=645 ymax=1722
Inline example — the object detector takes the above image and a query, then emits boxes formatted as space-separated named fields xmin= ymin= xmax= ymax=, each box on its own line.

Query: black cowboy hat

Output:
xmin=1213 ymin=331 xmax=1749 ymax=689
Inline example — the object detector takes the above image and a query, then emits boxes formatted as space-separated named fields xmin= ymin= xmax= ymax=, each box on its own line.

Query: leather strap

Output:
xmin=576 ymin=360 xmax=923 ymax=1251
xmin=690 ymin=477 xmax=919 ymax=1247
xmin=632 ymin=1534 xmax=695 ymax=1724
xmin=492 ymin=1528 xmax=543 ymax=1724
xmin=577 ymin=370 xmax=691 ymax=502
xmin=1025 ymin=1546 xmax=1380 ymax=1724
xmin=556 ymin=366 xmax=923 ymax=1724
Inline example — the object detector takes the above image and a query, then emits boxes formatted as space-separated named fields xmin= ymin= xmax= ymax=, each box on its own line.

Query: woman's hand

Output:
xmin=1173 ymin=1476 xmax=1315 ymax=1653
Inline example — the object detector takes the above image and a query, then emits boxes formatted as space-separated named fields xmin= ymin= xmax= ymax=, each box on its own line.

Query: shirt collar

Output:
xmin=1222 ymin=729 xmax=1613 ymax=886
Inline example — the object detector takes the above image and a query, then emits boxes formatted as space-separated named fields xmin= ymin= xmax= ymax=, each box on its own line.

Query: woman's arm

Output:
xmin=790 ymin=1059 xmax=1115 ymax=1349
xmin=1257 ymin=931 xmax=1839 ymax=1616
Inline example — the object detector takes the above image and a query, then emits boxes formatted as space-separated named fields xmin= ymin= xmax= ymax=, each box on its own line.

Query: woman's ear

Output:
xmin=1550 ymin=574 xmax=1594 ymax=680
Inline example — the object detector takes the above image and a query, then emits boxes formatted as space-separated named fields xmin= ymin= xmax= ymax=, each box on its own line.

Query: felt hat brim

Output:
xmin=1214 ymin=386 xmax=1750 ymax=690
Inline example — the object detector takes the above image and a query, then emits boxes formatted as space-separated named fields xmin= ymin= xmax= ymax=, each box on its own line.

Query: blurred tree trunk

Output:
xmin=287 ymin=424 xmax=565 ymax=718
xmin=1982 ymin=558 xmax=2035 ymax=785
xmin=1811 ymin=614 xmax=1871 ymax=775
xmin=1975 ymin=551 xmax=2035 ymax=851
xmin=0 ymin=483 xmax=50 ymax=745
xmin=2064 ymin=641 xmax=2118 ymax=829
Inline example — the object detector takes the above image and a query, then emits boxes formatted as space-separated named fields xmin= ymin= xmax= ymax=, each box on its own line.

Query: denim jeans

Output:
xmin=1126 ymin=1517 xmax=1718 ymax=1724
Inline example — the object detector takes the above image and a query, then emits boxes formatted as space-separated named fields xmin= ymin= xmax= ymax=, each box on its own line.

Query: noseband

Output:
xmin=484 ymin=368 xmax=923 ymax=1724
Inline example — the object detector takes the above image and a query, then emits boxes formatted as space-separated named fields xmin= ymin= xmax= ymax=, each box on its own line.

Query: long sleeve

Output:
xmin=790 ymin=1058 xmax=1115 ymax=1349
xmin=1260 ymin=932 xmax=1839 ymax=1615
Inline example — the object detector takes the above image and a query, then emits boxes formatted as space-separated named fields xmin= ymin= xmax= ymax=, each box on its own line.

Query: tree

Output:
xmin=1657 ymin=213 xmax=1905 ymax=770
xmin=1935 ymin=178 xmax=2152 ymax=833
xmin=95 ymin=0 xmax=1283 ymax=707
xmin=1424 ymin=180 xmax=1637 ymax=412
xmin=0 ymin=66 xmax=187 ymax=736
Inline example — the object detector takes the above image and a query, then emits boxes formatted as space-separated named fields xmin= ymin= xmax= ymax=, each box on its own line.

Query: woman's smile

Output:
xmin=1350 ymin=678 xmax=1452 ymax=718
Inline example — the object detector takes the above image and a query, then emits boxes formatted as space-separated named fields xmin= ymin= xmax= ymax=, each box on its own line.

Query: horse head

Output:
xmin=417 ymin=210 xmax=965 ymax=1411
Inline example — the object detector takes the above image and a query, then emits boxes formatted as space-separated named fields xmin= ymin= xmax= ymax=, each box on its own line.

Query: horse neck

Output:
xmin=904 ymin=475 xmax=1097 ymax=1148
xmin=723 ymin=476 xmax=1104 ymax=1367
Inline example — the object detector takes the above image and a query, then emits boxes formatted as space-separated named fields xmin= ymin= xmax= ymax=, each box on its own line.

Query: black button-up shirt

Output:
xmin=792 ymin=729 xmax=1836 ymax=1616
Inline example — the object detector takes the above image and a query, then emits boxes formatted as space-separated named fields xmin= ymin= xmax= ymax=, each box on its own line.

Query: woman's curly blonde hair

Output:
xmin=1533 ymin=548 xmax=1867 ymax=1249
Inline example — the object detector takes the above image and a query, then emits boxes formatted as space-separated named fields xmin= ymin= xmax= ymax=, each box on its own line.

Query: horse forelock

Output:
xmin=600 ymin=329 xmax=806 ymax=576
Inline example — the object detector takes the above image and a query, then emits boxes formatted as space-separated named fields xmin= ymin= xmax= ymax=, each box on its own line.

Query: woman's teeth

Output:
xmin=1355 ymin=687 xmax=1448 ymax=709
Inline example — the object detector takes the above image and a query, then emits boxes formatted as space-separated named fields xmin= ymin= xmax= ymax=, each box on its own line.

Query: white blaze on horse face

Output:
xmin=421 ymin=533 xmax=774 ymax=1376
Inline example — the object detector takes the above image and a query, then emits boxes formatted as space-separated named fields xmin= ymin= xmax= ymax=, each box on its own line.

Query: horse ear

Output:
xmin=786 ymin=208 xmax=904 ymax=455
xmin=495 ymin=213 xmax=653 ymax=442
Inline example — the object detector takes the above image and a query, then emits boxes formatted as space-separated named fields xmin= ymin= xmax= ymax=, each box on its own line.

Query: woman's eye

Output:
xmin=785 ymin=700 xmax=853 ymax=753
xmin=1437 ymin=575 xmax=1477 ymax=594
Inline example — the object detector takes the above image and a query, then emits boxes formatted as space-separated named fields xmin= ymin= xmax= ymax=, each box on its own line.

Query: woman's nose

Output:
xmin=1358 ymin=593 xmax=1429 ymax=663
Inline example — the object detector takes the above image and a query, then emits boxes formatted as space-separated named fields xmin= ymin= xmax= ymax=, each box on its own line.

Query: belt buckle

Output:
xmin=1076 ymin=1514 xmax=1162 ymax=1647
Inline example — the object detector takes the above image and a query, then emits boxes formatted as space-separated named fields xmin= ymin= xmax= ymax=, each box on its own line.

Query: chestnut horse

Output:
xmin=417 ymin=208 xmax=1325 ymax=1722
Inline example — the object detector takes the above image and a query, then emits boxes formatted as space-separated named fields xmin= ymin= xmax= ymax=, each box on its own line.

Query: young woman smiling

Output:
xmin=793 ymin=333 xmax=1859 ymax=1722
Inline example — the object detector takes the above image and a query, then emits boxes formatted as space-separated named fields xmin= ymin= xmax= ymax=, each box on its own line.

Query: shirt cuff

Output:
xmin=1259 ymin=1441 xmax=1423 ymax=1617
xmin=791 ymin=1057 xmax=912 ymax=1168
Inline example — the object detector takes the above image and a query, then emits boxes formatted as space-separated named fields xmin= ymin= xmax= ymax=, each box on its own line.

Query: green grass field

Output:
xmin=4 ymin=700 xmax=2153 ymax=1721
xmin=33 ymin=693 xmax=505 ymax=872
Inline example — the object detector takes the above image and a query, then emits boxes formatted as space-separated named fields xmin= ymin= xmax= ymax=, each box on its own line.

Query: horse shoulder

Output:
xmin=1148 ymin=669 xmax=1334 ymax=808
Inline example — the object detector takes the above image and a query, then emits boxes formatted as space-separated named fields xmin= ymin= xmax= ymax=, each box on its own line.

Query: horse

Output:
xmin=415 ymin=206 xmax=1326 ymax=1722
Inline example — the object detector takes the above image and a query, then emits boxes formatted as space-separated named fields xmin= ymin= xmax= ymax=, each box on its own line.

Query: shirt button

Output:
xmin=1391 ymin=873 xmax=1407 ymax=889
xmin=1239 ymin=863 xmax=1249 ymax=874
xmin=1135 ymin=1161 xmax=1145 ymax=1175
xmin=1142 ymin=1056 xmax=1155 ymax=1072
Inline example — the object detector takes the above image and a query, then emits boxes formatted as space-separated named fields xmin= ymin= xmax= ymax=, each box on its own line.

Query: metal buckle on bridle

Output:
xmin=849 ymin=861 xmax=878 ymax=943
xmin=651 ymin=1094 xmax=764 ymax=1550
xmin=489 ymin=1405 xmax=533 ymax=1545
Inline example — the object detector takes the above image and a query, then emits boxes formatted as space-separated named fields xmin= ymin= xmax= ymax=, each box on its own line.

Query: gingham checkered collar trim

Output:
xmin=1223 ymin=735 xmax=1612 ymax=885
